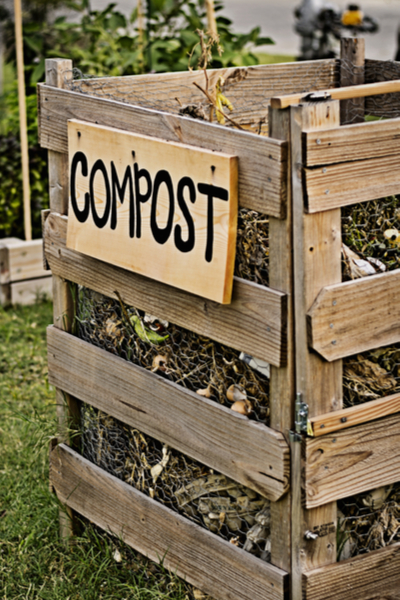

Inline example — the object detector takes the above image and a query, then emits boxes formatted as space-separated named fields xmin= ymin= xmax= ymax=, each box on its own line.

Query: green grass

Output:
xmin=0 ymin=301 xmax=194 ymax=599
xmin=255 ymin=53 xmax=296 ymax=64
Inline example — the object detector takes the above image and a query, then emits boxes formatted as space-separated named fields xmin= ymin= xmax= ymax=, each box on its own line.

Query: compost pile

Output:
xmin=81 ymin=404 xmax=271 ymax=561
xmin=341 ymin=196 xmax=400 ymax=407
xmin=338 ymin=482 xmax=400 ymax=560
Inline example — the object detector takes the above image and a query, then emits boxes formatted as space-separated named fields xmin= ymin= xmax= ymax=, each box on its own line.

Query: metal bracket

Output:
xmin=295 ymin=392 xmax=309 ymax=435
xmin=289 ymin=430 xmax=302 ymax=443
xmin=302 ymin=91 xmax=332 ymax=102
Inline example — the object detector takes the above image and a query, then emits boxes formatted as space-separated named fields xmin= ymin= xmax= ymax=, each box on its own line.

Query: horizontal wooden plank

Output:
xmin=307 ymin=269 xmax=400 ymax=361
xmin=309 ymin=392 xmax=400 ymax=437
xmin=304 ymin=117 xmax=400 ymax=167
xmin=47 ymin=326 xmax=290 ymax=501
xmin=271 ymin=79 xmax=400 ymax=109
xmin=44 ymin=212 xmax=287 ymax=367
xmin=304 ymin=154 xmax=400 ymax=213
xmin=0 ymin=238 xmax=49 ymax=284
xmin=304 ymin=413 xmax=400 ymax=508
xmin=50 ymin=443 xmax=289 ymax=600
xmin=10 ymin=275 xmax=53 ymax=305
xmin=304 ymin=542 xmax=400 ymax=600
xmin=38 ymin=85 xmax=287 ymax=218
xmin=67 ymin=60 xmax=338 ymax=109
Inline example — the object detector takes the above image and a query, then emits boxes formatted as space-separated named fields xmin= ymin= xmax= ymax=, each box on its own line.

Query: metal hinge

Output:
xmin=295 ymin=392 xmax=309 ymax=435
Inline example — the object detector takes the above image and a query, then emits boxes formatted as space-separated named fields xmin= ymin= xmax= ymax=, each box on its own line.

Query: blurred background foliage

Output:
xmin=0 ymin=0 xmax=273 ymax=239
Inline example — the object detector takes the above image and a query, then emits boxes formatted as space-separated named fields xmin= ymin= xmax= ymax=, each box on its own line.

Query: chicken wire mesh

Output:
xmin=80 ymin=403 xmax=271 ymax=562
xmin=338 ymin=482 xmax=400 ymax=561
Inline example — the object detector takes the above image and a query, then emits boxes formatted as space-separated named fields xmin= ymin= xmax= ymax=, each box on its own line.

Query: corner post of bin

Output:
xmin=45 ymin=58 xmax=81 ymax=542
xmin=268 ymin=105 xmax=295 ymax=574
xmin=340 ymin=37 xmax=365 ymax=124
xmin=290 ymin=98 xmax=343 ymax=599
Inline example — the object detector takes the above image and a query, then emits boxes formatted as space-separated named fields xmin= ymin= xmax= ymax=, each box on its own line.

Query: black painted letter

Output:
xmin=111 ymin=162 xmax=134 ymax=237
xmin=197 ymin=183 xmax=229 ymax=262
xmin=134 ymin=163 xmax=152 ymax=238
xmin=174 ymin=177 xmax=195 ymax=253
xmin=70 ymin=151 xmax=90 ymax=223
xmin=151 ymin=170 xmax=174 ymax=245
xmin=89 ymin=159 xmax=111 ymax=229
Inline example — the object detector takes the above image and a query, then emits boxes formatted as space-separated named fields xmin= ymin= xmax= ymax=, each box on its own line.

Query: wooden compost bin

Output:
xmin=39 ymin=47 xmax=400 ymax=600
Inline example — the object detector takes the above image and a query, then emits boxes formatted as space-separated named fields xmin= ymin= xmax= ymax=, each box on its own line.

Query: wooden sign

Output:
xmin=66 ymin=120 xmax=238 ymax=303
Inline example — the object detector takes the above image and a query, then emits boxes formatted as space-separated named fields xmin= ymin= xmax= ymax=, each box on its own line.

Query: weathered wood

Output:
xmin=0 ymin=238 xmax=49 ymax=284
xmin=303 ymin=542 xmax=400 ymax=600
xmin=38 ymin=85 xmax=287 ymax=218
xmin=66 ymin=119 xmax=238 ymax=304
xmin=290 ymin=101 xmax=342 ymax=589
xmin=309 ymin=392 xmax=400 ymax=437
xmin=365 ymin=58 xmax=400 ymax=119
xmin=340 ymin=37 xmax=365 ymax=125
xmin=46 ymin=57 xmax=79 ymax=544
xmin=305 ymin=413 xmax=400 ymax=508
xmin=66 ymin=60 xmax=339 ymax=121
xmin=268 ymin=106 xmax=294 ymax=572
xmin=50 ymin=443 xmax=289 ymax=600
xmin=307 ymin=268 xmax=400 ymax=361
xmin=271 ymin=79 xmax=400 ymax=109
xmin=304 ymin=154 xmax=400 ymax=213
xmin=304 ymin=117 xmax=400 ymax=166
xmin=47 ymin=325 xmax=290 ymax=501
xmin=8 ymin=276 xmax=53 ymax=305
xmin=44 ymin=211 xmax=287 ymax=367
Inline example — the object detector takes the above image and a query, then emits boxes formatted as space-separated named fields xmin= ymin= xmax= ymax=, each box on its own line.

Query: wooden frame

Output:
xmin=41 ymin=49 xmax=400 ymax=600
xmin=47 ymin=325 xmax=290 ymax=501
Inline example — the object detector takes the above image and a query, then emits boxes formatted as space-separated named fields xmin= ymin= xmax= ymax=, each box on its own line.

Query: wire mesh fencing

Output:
xmin=338 ymin=482 xmax=400 ymax=560
xmin=80 ymin=403 xmax=271 ymax=562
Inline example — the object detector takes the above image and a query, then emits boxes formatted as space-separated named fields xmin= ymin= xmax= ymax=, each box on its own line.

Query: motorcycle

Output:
xmin=294 ymin=1 xmax=378 ymax=61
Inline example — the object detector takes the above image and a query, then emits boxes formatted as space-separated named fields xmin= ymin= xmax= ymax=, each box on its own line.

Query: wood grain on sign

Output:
xmin=66 ymin=120 xmax=238 ymax=304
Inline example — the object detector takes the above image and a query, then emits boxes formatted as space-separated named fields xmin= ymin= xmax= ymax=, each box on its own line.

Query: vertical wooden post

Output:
xmin=205 ymin=0 xmax=218 ymax=37
xmin=14 ymin=0 xmax=31 ymax=241
xmin=268 ymin=107 xmax=294 ymax=574
xmin=290 ymin=100 xmax=342 ymax=599
xmin=340 ymin=37 xmax=365 ymax=125
xmin=45 ymin=58 xmax=80 ymax=541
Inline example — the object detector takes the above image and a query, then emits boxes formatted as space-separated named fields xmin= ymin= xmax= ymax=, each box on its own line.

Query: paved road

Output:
xmin=91 ymin=0 xmax=400 ymax=61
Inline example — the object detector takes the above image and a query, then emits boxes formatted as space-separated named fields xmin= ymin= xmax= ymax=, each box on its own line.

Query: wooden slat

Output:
xmin=271 ymin=79 xmax=400 ymax=109
xmin=43 ymin=211 xmax=287 ymax=367
xmin=304 ymin=117 xmax=400 ymax=167
xmin=50 ymin=443 xmax=289 ymax=600
xmin=38 ymin=85 xmax=287 ymax=218
xmin=304 ymin=413 xmax=400 ymax=508
xmin=307 ymin=269 xmax=400 ymax=361
xmin=10 ymin=275 xmax=52 ymax=305
xmin=304 ymin=153 xmax=400 ymax=213
xmin=309 ymin=392 xmax=400 ymax=437
xmin=47 ymin=326 xmax=290 ymax=501
xmin=304 ymin=542 xmax=400 ymax=600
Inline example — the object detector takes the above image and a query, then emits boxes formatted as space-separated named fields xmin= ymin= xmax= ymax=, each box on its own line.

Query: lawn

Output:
xmin=0 ymin=300 xmax=197 ymax=599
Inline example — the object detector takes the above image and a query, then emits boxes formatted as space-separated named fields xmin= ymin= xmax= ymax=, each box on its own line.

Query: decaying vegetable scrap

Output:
xmin=81 ymin=404 xmax=271 ymax=560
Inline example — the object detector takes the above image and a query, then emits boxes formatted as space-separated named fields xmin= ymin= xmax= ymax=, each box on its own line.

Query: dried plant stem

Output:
xmin=193 ymin=81 xmax=244 ymax=130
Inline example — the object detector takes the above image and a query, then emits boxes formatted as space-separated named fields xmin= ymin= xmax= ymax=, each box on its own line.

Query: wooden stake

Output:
xmin=14 ymin=0 xmax=31 ymax=241
xmin=340 ymin=37 xmax=365 ymax=125
xmin=205 ymin=0 xmax=217 ymax=38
